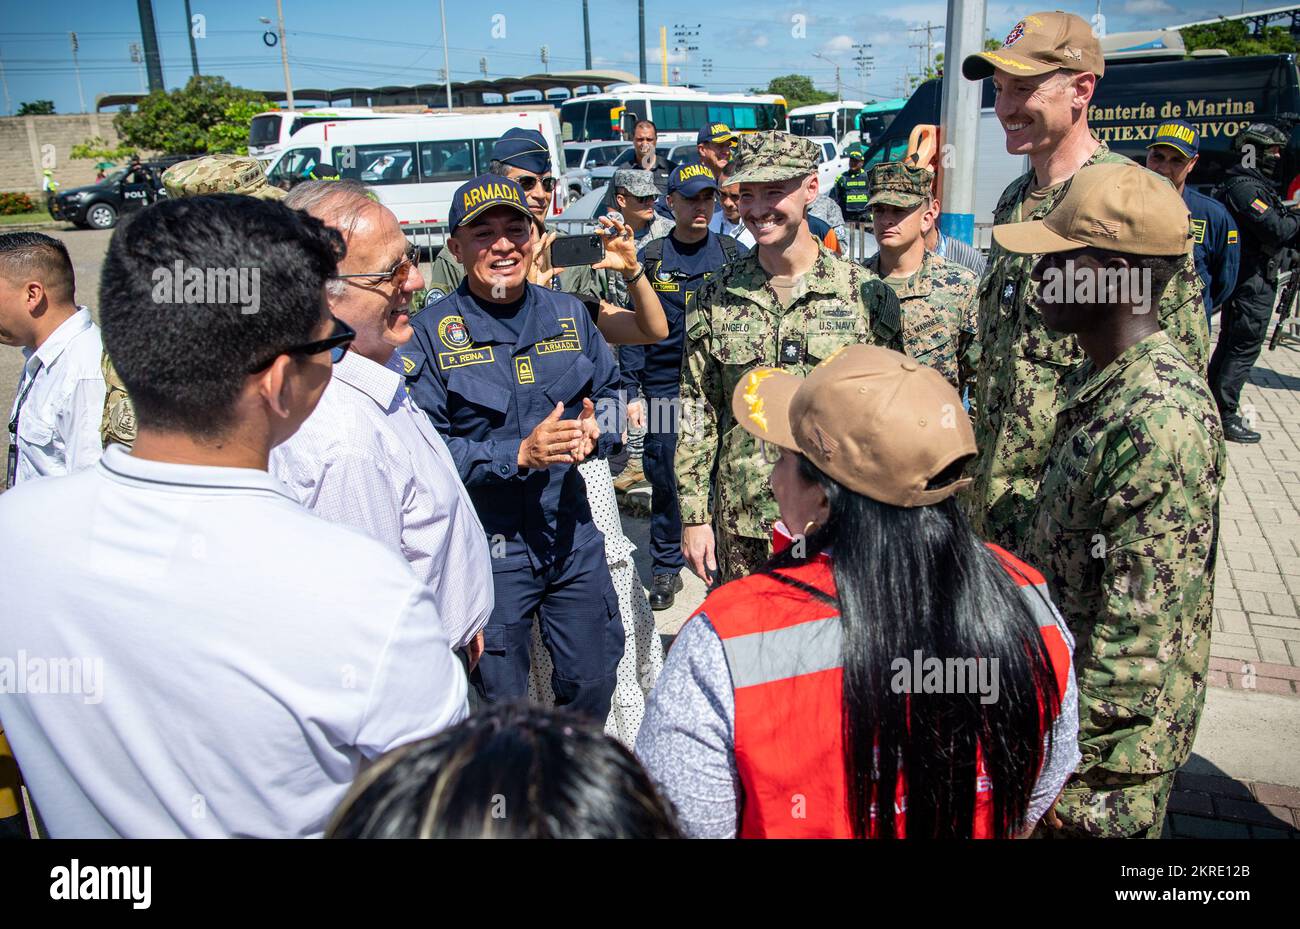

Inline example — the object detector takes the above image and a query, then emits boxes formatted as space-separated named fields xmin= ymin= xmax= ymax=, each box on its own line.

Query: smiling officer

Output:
xmin=402 ymin=175 xmax=626 ymax=719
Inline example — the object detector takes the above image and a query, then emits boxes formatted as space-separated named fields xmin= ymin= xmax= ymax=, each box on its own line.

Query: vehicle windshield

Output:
xmin=100 ymin=168 xmax=129 ymax=186
xmin=564 ymin=149 xmax=585 ymax=168
xmin=249 ymin=114 xmax=282 ymax=147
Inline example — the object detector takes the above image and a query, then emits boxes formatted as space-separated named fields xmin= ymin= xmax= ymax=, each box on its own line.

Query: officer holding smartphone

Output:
xmin=402 ymin=175 xmax=627 ymax=719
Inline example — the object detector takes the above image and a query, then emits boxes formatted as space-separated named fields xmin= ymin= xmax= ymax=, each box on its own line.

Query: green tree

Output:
xmin=755 ymin=74 xmax=836 ymax=111
xmin=17 ymin=100 xmax=56 ymax=116
xmin=114 ymin=76 xmax=272 ymax=155
xmin=1181 ymin=21 xmax=1299 ymax=57
xmin=70 ymin=136 xmax=136 ymax=163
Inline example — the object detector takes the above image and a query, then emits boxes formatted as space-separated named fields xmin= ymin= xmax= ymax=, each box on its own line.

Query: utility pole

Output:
xmin=480 ymin=57 xmax=488 ymax=78
xmin=938 ymin=0 xmax=985 ymax=245
xmin=275 ymin=0 xmax=293 ymax=109
xmin=541 ymin=45 xmax=550 ymax=73
xmin=672 ymin=23 xmax=700 ymax=86
xmin=813 ymin=51 xmax=841 ymax=101
xmin=70 ymin=33 xmax=87 ymax=113
xmin=910 ymin=21 xmax=943 ymax=76
xmin=439 ymin=0 xmax=452 ymax=109
xmin=136 ymin=0 xmax=164 ymax=92
xmin=639 ymin=0 xmax=647 ymax=82
xmin=582 ymin=0 xmax=592 ymax=69
xmin=0 ymin=48 xmax=11 ymax=116
xmin=853 ymin=42 xmax=873 ymax=87
xmin=659 ymin=26 xmax=668 ymax=85
xmin=184 ymin=0 xmax=200 ymax=76
xmin=129 ymin=43 xmax=146 ymax=92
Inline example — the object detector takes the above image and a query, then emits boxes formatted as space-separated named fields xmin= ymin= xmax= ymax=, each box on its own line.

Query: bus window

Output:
xmin=560 ymin=99 xmax=586 ymax=141
xmin=474 ymin=139 xmax=494 ymax=173
xmin=419 ymin=140 xmax=475 ymax=182
xmin=656 ymin=102 xmax=709 ymax=132
xmin=707 ymin=105 xmax=734 ymax=126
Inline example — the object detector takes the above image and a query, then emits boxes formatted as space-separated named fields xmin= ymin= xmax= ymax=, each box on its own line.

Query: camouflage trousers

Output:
xmin=716 ymin=531 xmax=772 ymax=585
xmin=1035 ymin=768 xmax=1177 ymax=839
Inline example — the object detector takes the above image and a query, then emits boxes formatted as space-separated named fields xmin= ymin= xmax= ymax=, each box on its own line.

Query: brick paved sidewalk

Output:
xmin=1168 ymin=773 xmax=1300 ymax=838
xmin=1211 ymin=330 xmax=1300 ymax=689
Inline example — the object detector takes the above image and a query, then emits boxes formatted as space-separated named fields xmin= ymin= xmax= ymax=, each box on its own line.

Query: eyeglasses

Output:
xmin=248 ymin=315 xmax=356 ymax=373
xmin=334 ymin=243 xmax=420 ymax=287
xmin=515 ymin=175 xmax=556 ymax=194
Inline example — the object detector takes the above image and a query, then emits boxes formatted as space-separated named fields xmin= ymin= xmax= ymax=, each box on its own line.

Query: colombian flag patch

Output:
xmin=1251 ymin=198 xmax=1269 ymax=214
xmin=1228 ymin=229 xmax=1239 ymax=244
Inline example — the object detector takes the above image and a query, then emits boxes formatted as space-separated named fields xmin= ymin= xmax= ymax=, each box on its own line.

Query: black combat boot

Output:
xmin=1223 ymin=413 xmax=1261 ymax=444
xmin=649 ymin=573 xmax=684 ymax=611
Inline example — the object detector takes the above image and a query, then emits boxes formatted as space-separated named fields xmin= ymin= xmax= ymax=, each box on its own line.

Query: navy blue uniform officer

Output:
xmin=402 ymin=175 xmax=626 ymax=720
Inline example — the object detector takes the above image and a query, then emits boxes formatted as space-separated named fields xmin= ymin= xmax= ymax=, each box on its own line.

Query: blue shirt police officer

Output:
xmin=1146 ymin=120 xmax=1239 ymax=322
xmin=402 ymin=175 xmax=625 ymax=718
xmin=622 ymin=164 xmax=741 ymax=610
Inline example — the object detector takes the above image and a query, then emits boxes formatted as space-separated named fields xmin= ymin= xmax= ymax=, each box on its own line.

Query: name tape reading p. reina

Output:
xmin=50 ymin=859 xmax=151 ymax=909
xmin=151 ymin=259 xmax=261 ymax=315
xmin=0 ymin=650 xmax=103 ymax=704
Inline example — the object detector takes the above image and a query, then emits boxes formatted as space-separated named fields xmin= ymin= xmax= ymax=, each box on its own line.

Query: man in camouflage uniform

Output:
xmin=675 ymin=131 xmax=904 ymax=583
xmin=864 ymin=161 xmax=978 ymax=389
xmin=99 ymin=154 xmax=285 ymax=449
xmin=961 ymin=12 xmax=1209 ymax=553
xmin=996 ymin=164 xmax=1224 ymax=838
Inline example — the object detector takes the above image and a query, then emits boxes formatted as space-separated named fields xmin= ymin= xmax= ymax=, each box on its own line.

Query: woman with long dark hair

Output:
xmin=635 ymin=346 xmax=1079 ymax=838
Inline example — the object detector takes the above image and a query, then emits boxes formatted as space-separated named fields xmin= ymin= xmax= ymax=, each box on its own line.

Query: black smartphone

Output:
xmin=550 ymin=233 xmax=606 ymax=267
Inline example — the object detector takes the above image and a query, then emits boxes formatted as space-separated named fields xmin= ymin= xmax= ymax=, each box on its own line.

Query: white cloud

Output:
xmin=822 ymin=34 xmax=856 ymax=54
xmin=646 ymin=46 xmax=687 ymax=65
xmin=754 ymin=35 xmax=770 ymax=49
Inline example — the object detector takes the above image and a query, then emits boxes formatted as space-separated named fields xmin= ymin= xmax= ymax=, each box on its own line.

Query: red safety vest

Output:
xmin=700 ymin=543 xmax=1072 ymax=839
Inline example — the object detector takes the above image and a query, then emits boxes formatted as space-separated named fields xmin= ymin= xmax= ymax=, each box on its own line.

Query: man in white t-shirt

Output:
xmin=0 ymin=194 xmax=467 ymax=838
xmin=0 ymin=232 xmax=106 ymax=487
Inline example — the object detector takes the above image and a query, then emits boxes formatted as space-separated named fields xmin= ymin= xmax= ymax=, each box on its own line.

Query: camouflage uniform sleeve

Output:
xmin=1077 ymin=408 xmax=1220 ymax=773
xmin=955 ymin=271 xmax=980 ymax=398
xmin=414 ymin=247 xmax=465 ymax=316
xmin=100 ymin=351 xmax=137 ymax=450
xmin=675 ymin=277 xmax=722 ymax=526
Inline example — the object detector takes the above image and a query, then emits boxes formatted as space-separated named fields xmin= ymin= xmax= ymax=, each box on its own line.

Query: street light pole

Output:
xmin=275 ymin=0 xmax=294 ymax=109
xmin=70 ymin=33 xmax=87 ymax=113
xmin=439 ymin=0 xmax=452 ymax=109
xmin=184 ymin=0 xmax=201 ymax=76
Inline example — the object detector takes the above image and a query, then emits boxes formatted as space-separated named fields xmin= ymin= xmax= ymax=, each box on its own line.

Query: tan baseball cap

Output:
xmin=962 ymin=12 xmax=1104 ymax=81
xmin=730 ymin=345 xmax=976 ymax=508
xmin=992 ymin=162 xmax=1192 ymax=256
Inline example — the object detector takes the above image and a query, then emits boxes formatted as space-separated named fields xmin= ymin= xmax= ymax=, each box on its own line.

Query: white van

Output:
xmin=264 ymin=110 xmax=568 ymax=230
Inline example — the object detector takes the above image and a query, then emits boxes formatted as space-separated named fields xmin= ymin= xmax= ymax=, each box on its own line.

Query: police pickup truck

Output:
xmin=48 ymin=156 xmax=196 ymax=229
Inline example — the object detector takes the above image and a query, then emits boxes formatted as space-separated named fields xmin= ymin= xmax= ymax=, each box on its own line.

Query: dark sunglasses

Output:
xmin=334 ymin=243 xmax=420 ymax=287
xmin=515 ymin=175 xmax=556 ymax=193
xmin=248 ymin=315 xmax=356 ymax=373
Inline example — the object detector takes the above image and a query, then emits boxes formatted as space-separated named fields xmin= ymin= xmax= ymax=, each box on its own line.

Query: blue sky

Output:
xmin=0 ymin=0 xmax=1278 ymax=114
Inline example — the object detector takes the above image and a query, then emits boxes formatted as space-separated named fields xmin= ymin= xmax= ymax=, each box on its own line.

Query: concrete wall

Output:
xmin=0 ymin=114 xmax=124 ymax=195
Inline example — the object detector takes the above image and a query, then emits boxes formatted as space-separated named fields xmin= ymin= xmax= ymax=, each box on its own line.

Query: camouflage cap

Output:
xmin=612 ymin=168 xmax=658 ymax=198
xmin=867 ymin=161 xmax=934 ymax=208
xmin=725 ymin=131 xmax=820 ymax=186
xmin=162 ymin=153 xmax=284 ymax=201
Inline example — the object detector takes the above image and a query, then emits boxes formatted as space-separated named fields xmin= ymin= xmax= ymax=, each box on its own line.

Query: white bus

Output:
xmin=787 ymin=101 xmax=865 ymax=145
xmin=263 ymin=110 xmax=567 ymax=231
xmin=559 ymin=84 xmax=786 ymax=144
xmin=248 ymin=108 xmax=413 ymax=168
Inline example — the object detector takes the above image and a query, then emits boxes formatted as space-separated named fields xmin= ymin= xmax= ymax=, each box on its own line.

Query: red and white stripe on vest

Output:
xmin=699 ymin=543 xmax=1072 ymax=839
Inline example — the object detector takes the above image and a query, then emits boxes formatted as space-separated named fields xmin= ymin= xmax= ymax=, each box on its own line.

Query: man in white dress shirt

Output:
xmin=0 ymin=194 xmax=467 ymax=837
xmin=272 ymin=180 xmax=493 ymax=663
xmin=1 ymin=232 xmax=106 ymax=487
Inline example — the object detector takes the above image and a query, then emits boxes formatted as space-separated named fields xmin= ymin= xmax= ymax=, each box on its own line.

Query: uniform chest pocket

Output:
xmin=446 ymin=370 xmax=512 ymax=415
xmin=807 ymin=324 xmax=865 ymax=363
xmin=542 ymin=353 xmax=596 ymax=407
xmin=708 ymin=330 xmax=762 ymax=367
xmin=17 ymin=413 xmax=53 ymax=447
xmin=1039 ymin=430 xmax=1100 ymax=532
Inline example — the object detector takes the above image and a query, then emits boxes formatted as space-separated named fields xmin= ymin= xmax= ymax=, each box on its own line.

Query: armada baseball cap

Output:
xmin=992 ymin=162 xmax=1191 ymax=256
xmin=698 ymin=123 xmax=736 ymax=144
xmin=1147 ymin=120 xmax=1200 ymax=158
xmin=447 ymin=174 xmax=533 ymax=234
xmin=731 ymin=345 xmax=976 ymax=508
xmin=962 ymin=11 xmax=1104 ymax=81
xmin=491 ymin=128 xmax=551 ymax=174
xmin=668 ymin=163 xmax=720 ymax=197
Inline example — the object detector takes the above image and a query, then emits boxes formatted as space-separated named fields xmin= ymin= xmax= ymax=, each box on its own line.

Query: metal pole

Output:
xmin=184 ymin=0 xmax=200 ymax=76
xmin=70 ymin=34 xmax=87 ymax=113
xmin=0 ymin=48 xmax=11 ymax=116
xmin=275 ymin=0 xmax=294 ymax=109
xmin=638 ymin=0 xmax=647 ymax=82
xmin=136 ymin=0 xmax=164 ymax=92
xmin=660 ymin=27 xmax=668 ymax=85
xmin=938 ymin=0 xmax=984 ymax=245
xmin=439 ymin=0 xmax=452 ymax=109
xmin=582 ymin=0 xmax=592 ymax=70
